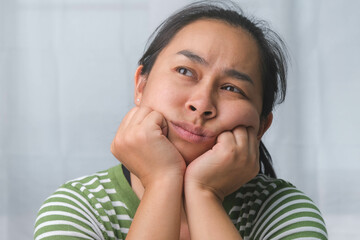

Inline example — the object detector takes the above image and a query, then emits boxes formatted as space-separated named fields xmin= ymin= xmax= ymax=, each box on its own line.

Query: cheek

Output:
xmin=220 ymin=103 xmax=260 ymax=131
xmin=141 ymin=81 xmax=185 ymax=114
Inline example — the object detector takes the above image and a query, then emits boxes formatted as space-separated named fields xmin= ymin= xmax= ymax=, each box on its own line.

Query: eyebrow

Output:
xmin=176 ymin=49 xmax=254 ymax=85
xmin=225 ymin=69 xmax=254 ymax=85
xmin=177 ymin=50 xmax=209 ymax=65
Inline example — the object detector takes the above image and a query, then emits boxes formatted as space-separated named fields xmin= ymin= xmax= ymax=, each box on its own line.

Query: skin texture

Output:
xmin=111 ymin=19 xmax=273 ymax=240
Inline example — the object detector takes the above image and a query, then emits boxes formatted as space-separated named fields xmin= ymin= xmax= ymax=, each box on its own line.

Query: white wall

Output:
xmin=1 ymin=0 xmax=359 ymax=238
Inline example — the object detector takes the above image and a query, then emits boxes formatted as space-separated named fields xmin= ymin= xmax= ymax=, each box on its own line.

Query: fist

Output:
xmin=111 ymin=107 xmax=186 ymax=187
xmin=185 ymin=126 xmax=260 ymax=200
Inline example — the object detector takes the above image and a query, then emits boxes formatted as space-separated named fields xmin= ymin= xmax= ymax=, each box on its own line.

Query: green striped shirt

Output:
xmin=34 ymin=164 xmax=327 ymax=239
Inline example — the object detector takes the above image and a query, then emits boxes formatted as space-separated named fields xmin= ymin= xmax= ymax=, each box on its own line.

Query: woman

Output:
xmin=34 ymin=1 xmax=328 ymax=239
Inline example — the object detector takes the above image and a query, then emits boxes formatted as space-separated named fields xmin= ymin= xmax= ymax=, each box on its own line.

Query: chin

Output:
xmin=166 ymin=126 xmax=216 ymax=165
xmin=173 ymin=140 xmax=212 ymax=165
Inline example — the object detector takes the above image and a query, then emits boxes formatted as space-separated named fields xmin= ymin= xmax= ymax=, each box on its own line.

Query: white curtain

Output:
xmin=1 ymin=0 xmax=359 ymax=238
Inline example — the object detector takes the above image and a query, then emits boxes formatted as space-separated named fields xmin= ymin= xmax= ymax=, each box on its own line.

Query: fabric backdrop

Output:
xmin=1 ymin=0 xmax=359 ymax=238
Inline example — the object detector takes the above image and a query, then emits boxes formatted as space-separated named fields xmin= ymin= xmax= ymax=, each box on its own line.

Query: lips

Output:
xmin=170 ymin=121 xmax=215 ymax=143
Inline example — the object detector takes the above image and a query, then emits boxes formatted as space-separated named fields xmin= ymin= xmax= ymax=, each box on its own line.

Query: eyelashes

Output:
xmin=221 ymin=85 xmax=248 ymax=98
xmin=176 ymin=67 xmax=195 ymax=77
xmin=221 ymin=85 xmax=241 ymax=93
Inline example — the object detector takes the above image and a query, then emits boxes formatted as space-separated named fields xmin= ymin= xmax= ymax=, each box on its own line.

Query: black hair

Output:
xmin=138 ymin=0 xmax=288 ymax=178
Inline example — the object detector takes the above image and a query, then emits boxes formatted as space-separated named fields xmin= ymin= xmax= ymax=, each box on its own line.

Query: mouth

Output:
xmin=169 ymin=121 xmax=215 ymax=143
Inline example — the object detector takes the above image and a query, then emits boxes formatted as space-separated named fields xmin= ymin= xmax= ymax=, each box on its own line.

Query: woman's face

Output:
xmin=135 ymin=19 xmax=270 ymax=163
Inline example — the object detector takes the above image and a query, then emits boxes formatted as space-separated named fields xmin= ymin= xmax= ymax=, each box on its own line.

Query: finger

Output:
xmin=216 ymin=130 xmax=236 ymax=146
xmin=121 ymin=107 xmax=139 ymax=125
xmin=247 ymin=127 xmax=260 ymax=169
xmin=160 ymin=116 xmax=169 ymax=136
xmin=142 ymin=110 xmax=168 ymax=136
xmin=232 ymin=126 xmax=248 ymax=147
xmin=247 ymin=127 xmax=259 ymax=153
xmin=130 ymin=106 xmax=153 ymax=125
xmin=115 ymin=107 xmax=139 ymax=132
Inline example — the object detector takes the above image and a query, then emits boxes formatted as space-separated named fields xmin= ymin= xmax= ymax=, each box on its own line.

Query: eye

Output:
xmin=176 ymin=67 xmax=194 ymax=77
xmin=221 ymin=85 xmax=248 ymax=98
xmin=222 ymin=85 xmax=241 ymax=93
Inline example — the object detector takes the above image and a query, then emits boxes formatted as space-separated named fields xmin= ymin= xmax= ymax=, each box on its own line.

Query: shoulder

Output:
xmin=34 ymin=164 xmax=138 ymax=240
xmin=224 ymin=174 xmax=328 ymax=240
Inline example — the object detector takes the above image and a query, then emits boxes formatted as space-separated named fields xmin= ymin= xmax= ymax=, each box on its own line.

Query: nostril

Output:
xmin=204 ymin=111 xmax=212 ymax=116
xmin=190 ymin=105 xmax=196 ymax=111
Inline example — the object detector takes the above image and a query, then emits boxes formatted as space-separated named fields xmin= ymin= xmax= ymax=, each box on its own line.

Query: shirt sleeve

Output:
xmin=247 ymin=182 xmax=328 ymax=240
xmin=34 ymin=184 xmax=107 ymax=240
xmin=34 ymin=167 xmax=136 ymax=240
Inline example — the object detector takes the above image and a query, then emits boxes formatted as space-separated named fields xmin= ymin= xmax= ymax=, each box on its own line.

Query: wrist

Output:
xmin=184 ymin=181 xmax=224 ymax=203
xmin=184 ymin=181 xmax=241 ymax=240
xmin=143 ymin=172 xmax=184 ymax=191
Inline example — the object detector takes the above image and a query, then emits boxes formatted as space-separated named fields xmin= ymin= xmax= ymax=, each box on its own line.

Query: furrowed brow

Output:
xmin=225 ymin=69 xmax=254 ymax=85
xmin=177 ymin=50 xmax=208 ymax=65
xmin=177 ymin=50 xmax=254 ymax=85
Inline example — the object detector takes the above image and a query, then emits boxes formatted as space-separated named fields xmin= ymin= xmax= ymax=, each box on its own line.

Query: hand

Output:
xmin=111 ymin=106 xmax=186 ymax=188
xmin=184 ymin=126 xmax=260 ymax=201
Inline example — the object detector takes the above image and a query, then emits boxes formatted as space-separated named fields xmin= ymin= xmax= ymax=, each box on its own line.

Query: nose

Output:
xmin=186 ymin=87 xmax=217 ymax=119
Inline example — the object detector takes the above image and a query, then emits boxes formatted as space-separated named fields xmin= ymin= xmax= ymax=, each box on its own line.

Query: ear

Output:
xmin=257 ymin=112 xmax=273 ymax=140
xmin=134 ymin=65 xmax=147 ymax=106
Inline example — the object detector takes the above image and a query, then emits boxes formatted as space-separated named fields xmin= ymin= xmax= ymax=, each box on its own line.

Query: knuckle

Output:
xmin=222 ymin=131 xmax=233 ymax=138
xmin=136 ymin=130 xmax=148 ymax=142
xmin=233 ymin=127 xmax=246 ymax=137
xmin=148 ymin=111 xmax=159 ymax=121
xmin=220 ymin=145 xmax=237 ymax=160
xmin=149 ymin=110 xmax=160 ymax=117
xmin=141 ymin=105 xmax=152 ymax=113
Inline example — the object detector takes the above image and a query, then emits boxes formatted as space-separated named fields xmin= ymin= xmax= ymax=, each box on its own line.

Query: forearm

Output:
xmin=185 ymin=184 xmax=242 ymax=240
xmin=126 ymin=177 xmax=183 ymax=240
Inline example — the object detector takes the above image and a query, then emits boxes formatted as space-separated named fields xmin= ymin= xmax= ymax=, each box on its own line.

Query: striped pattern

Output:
xmin=34 ymin=166 xmax=138 ymax=240
xmin=35 ymin=165 xmax=328 ymax=239
xmin=224 ymin=175 xmax=328 ymax=239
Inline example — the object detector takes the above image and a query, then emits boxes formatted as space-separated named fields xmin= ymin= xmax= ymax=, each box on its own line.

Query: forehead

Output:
xmin=158 ymin=19 xmax=261 ymax=74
